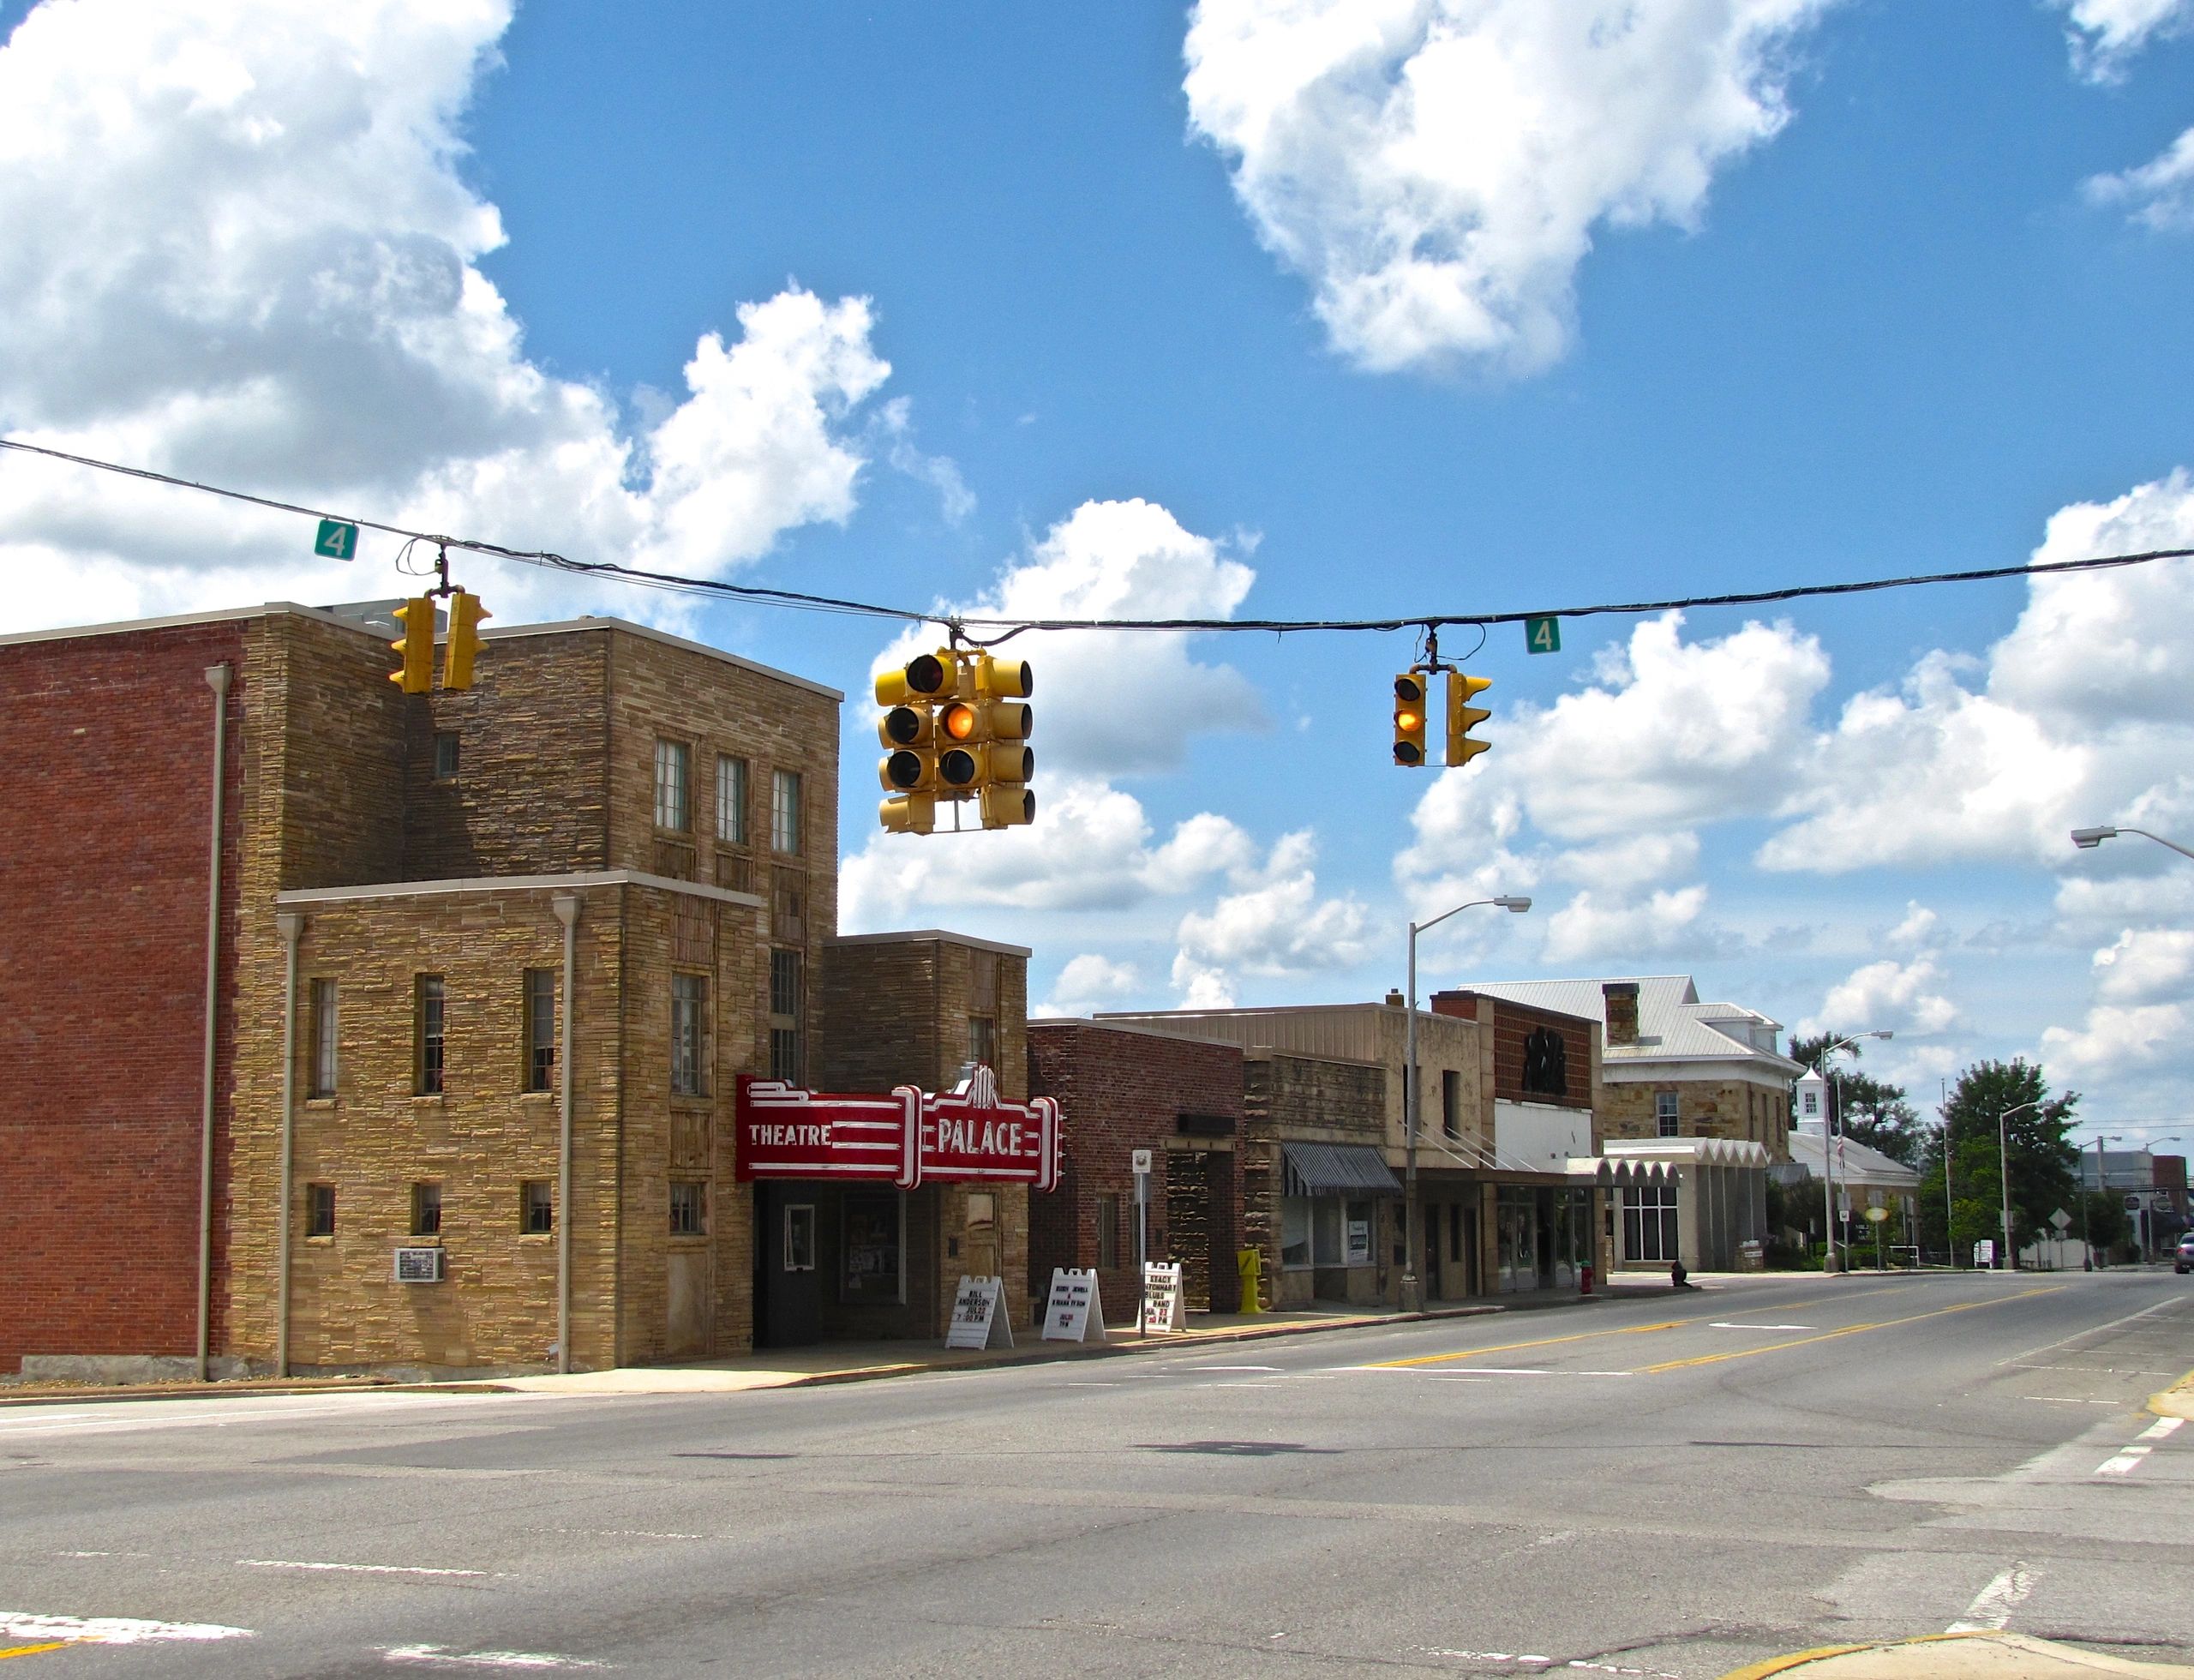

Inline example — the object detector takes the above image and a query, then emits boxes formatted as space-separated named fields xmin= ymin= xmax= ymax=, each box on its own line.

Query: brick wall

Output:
xmin=1431 ymin=991 xmax=1593 ymax=1110
xmin=1028 ymin=1022 xmax=1244 ymax=1316
xmin=0 ymin=618 xmax=247 ymax=1372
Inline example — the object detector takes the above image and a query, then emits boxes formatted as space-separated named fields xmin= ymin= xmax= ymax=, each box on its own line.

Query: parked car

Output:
xmin=2177 ymin=1233 xmax=2194 ymax=1275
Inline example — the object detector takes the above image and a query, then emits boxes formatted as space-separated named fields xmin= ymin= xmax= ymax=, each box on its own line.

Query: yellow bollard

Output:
xmin=1235 ymin=1246 xmax=1263 ymax=1315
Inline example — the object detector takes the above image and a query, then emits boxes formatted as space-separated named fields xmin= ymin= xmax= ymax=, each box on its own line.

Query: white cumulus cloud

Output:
xmin=0 ymin=0 xmax=894 ymax=631
xmin=2057 ymin=0 xmax=2194 ymax=80
xmin=2091 ymin=927 xmax=2194 ymax=1005
xmin=1541 ymin=885 xmax=1710 ymax=965
xmin=2087 ymin=125 xmax=2194 ymax=229
xmin=1037 ymin=954 xmax=1142 ymax=1018
xmin=1801 ymin=954 xmax=1957 ymax=1037
xmin=1183 ymin=0 xmax=1836 ymax=375
xmin=1174 ymin=831 xmax=1375 ymax=986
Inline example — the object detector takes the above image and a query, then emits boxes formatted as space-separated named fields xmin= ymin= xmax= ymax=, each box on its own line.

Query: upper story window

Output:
xmin=655 ymin=739 xmax=692 ymax=832
xmin=769 ymin=948 xmax=803 ymax=1084
xmin=717 ymin=754 xmax=749 ymax=846
xmin=969 ymin=1014 xmax=998 ymax=1070
xmin=524 ymin=968 xmax=557 ymax=1094
xmin=1441 ymin=1069 xmax=1461 ymax=1139
xmin=1655 ymin=1089 xmax=1680 ymax=1137
xmin=411 ymin=1181 xmax=442 ymax=1238
xmin=416 ymin=975 xmax=447 ymax=1096
xmin=1521 ymin=1027 xmax=1568 ymax=1098
xmin=1801 ymin=1087 xmax=1820 ymax=1116
xmin=308 ymin=978 xmax=339 ymax=1098
xmin=670 ymin=972 xmax=706 ymax=1097
xmin=771 ymin=769 xmax=802 ymax=855
xmin=433 ymin=731 xmax=460 ymax=781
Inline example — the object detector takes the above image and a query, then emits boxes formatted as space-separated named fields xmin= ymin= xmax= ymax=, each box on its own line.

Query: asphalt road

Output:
xmin=3 ymin=1269 xmax=2191 ymax=1677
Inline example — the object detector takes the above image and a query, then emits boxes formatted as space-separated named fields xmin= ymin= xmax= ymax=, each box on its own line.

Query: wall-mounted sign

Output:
xmin=1041 ymin=1268 xmax=1108 ymax=1343
xmin=736 ymin=1068 xmax=1062 ymax=1191
xmin=1142 ymin=1262 xmax=1184 ymax=1334
xmin=945 ymin=1275 xmax=1012 ymax=1350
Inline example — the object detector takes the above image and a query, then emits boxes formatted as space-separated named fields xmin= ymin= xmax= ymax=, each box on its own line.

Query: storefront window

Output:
xmin=1346 ymin=1199 xmax=1373 ymax=1265
xmin=1623 ymin=1185 xmax=1680 ymax=1263
xmin=841 ymin=1193 xmax=902 ymax=1304
xmin=1312 ymin=1198 xmax=1343 ymax=1267
xmin=1281 ymin=1197 xmax=1311 ymax=1269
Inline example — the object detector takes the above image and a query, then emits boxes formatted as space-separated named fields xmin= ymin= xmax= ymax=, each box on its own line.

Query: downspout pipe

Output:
xmin=197 ymin=663 xmax=232 ymax=1383
xmin=553 ymin=892 xmax=580 ymax=1374
xmin=274 ymin=912 xmax=304 ymax=1377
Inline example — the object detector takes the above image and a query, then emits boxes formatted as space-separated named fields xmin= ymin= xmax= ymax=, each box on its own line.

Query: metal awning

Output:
xmin=1282 ymin=1142 xmax=1403 ymax=1197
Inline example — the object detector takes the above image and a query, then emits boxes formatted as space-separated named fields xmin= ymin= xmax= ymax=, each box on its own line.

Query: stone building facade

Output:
xmin=1 ymin=600 xmax=1024 ymax=1377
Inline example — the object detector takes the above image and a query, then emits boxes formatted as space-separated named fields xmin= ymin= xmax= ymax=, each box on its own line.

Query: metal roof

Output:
xmin=1461 ymin=975 xmax=1802 ymax=1075
xmin=1281 ymin=1142 xmax=1403 ymax=1197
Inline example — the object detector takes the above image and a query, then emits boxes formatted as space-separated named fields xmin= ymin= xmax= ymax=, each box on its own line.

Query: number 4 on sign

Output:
xmin=314 ymin=519 xmax=359 ymax=561
xmin=1525 ymin=615 xmax=1561 ymax=655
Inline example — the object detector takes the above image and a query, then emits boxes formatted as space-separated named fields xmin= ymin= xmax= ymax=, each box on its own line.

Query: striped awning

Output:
xmin=1282 ymin=1142 xmax=1403 ymax=1197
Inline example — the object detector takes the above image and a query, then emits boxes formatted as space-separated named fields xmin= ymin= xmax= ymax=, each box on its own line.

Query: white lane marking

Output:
xmin=1064 ymin=1382 xmax=1118 ymax=1388
xmin=239 ymin=1558 xmax=489 ymax=1578
xmin=1709 ymin=1323 xmax=1813 ymax=1331
xmin=0 ymin=1395 xmax=488 ymax=1440
xmin=1202 ymin=1382 xmax=1285 ymax=1389
xmin=548 ymin=1529 xmax=703 ymax=1541
xmin=0 ymin=1611 xmax=254 ymax=1646
xmin=384 ymin=1645 xmax=608 ymax=1670
xmin=1947 ymin=1563 xmax=2035 ymax=1632
xmin=1996 ymin=1294 xmax=2192 ymax=1366
xmin=2137 ymin=1417 xmax=2184 ymax=1442
xmin=2023 ymin=1397 xmax=2124 ymax=1405
xmin=1190 ymin=1365 xmax=1282 ymax=1372
xmin=1415 ymin=1647 xmax=1678 ymax=1678
xmin=2095 ymin=1447 xmax=2152 ymax=1476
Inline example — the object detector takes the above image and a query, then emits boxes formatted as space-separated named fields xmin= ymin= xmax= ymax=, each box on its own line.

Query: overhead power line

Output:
xmin=6 ymin=433 xmax=2191 ymax=639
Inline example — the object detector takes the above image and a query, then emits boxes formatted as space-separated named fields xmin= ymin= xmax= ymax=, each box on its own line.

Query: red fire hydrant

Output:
xmin=1580 ymin=1264 xmax=1594 ymax=1296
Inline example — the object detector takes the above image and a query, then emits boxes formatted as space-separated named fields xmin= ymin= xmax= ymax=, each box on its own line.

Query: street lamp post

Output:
xmin=1941 ymin=1119 xmax=1957 ymax=1269
xmin=2071 ymin=825 xmax=2194 ymax=861
xmin=1400 ymin=894 xmax=1531 ymax=1312
xmin=1998 ymin=1099 xmax=2042 ymax=1270
xmin=2083 ymin=1133 xmax=2121 ymax=1271
xmin=1819 ymin=1029 xmax=1892 ymax=1274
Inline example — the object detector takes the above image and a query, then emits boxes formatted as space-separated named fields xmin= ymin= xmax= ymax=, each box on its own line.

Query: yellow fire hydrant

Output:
xmin=1236 ymin=1246 xmax=1263 ymax=1315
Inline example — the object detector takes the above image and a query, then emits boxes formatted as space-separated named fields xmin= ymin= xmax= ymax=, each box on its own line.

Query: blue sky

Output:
xmin=3 ymin=0 xmax=2192 ymax=1149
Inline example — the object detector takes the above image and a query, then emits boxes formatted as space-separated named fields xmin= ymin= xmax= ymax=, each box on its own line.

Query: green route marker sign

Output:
xmin=1524 ymin=615 xmax=1561 ymax=655
xmin=315 ymin=519 xmax=359 ymax=561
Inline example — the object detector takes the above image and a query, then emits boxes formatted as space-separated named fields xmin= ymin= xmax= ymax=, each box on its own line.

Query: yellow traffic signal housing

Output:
xmin=389 ymin=597 xmax=435 ymax=694
xmin=875 ymin=651 xmax=955 ymax=832
xmin=979 ymin=783 xmax=1034 ymax=827
xmin=879 ymin=790 xmax=937 ymax=835
xmin=971 ymin=653 xmax=1032 ymax=700
xmin=442 ymin=590 xmax=490 ymax=691
xmin=876 ymin=651 xmax=950 ymax=707
xmin=1448 ymin=671 xmax=1492 ymax=765
xmin=1393 ymin=671 xmax=1428 ymax=765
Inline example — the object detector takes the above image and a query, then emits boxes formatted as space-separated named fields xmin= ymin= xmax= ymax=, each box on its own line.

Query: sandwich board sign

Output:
xmin=1041 ymin=1268 xmax=1108 ymax=1343
xmin=945 ymin=1275 xmax=1012 ymax=1350
xmin=1141 ymin=1261 xmax=1185 ymax=1334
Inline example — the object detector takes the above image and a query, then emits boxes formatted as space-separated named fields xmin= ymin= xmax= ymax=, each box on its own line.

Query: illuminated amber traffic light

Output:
xmin=1394 ymin=671 xmax=1428 ymax=766
xmin=1448 ymin=671 xmax=1492 ymax=766
xmin=389 ymin=597 xmax=435 ymax=694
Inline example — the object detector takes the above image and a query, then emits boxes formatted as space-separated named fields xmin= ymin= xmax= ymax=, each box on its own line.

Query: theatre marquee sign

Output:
xmin=735 ymin=1068 xmax=1062 ymax=1191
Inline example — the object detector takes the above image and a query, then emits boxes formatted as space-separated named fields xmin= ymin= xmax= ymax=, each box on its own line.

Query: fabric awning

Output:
xmin=1282 ymin=1142 xmax=1402 ymax=1197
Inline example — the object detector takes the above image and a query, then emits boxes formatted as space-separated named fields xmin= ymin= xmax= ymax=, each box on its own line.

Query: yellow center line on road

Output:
xmin=1640 ymin=1287 xmax=2065 ymax=1375
xmin=1370 ymin=1320 xmax=1687 ymax=1369
xmin=0 ymin=1643 xmax=75 ymax=1661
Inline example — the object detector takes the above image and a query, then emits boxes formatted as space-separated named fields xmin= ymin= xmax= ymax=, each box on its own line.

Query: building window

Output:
xmin=308 ymin=979 xmax=338 ymax=1098
xmin=969 ymin=1014 xmax=998 ymax=1070
xmin=1522 ymin=1027 xmax=1568 ymax=1098
xmin=1801 ymin=1088 xmax=1819 ymax=1117
xmin=415 ymin=975 xmax=447 ymax=1095
xmin=1280 ymin=1197 xmax=1311 ymax=1269
xmin=433 ymin=731 xmax=460 ymax=780
xmin=524 ymin=969 xmax=556 ymax=1094
xmin=670 ymin=1180 xmax=707 ymax=1237
xmin=1623 ymin=1185 xmax=1680 ymax=1263
xmin=1656 ymin=1090 xmax=1680 ymax=1137
xmin=1441 ymin=1069 xmax=1461 ymax=1140
xmin=655 ymin=739 xmax=691 ymax=831
xmin=770 ymin=768 xmax=802 ymax=855
xmin=769 ymin=948 xmax=803 ymax=1083
xmin=670 ymin=972 xmax=706 ymax=1096
xmin=782 ymin=1202 xmax=816 ymax=1270
xmin=307 ymin=1183 xmax=336 ymax=1239
xmin=411 ymin=1181 xmax=442 ymax=1238
xmin=716 ymin=754 xmax=748 ymax=845
xmin=1095 ymin=1191 xmax=1120 ymax=1269
xmin=521 ymin=1179 xmax=554 ymax=1235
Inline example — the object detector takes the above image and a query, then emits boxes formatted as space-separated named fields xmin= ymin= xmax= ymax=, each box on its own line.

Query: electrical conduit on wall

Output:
xmin=197 ymin=663 xmax=231 ymax=1383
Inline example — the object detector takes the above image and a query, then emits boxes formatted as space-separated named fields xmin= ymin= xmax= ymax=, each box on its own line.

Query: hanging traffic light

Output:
xmin=964 ymin=653 xmax=1034 ymax=827
xmin=1393 ymin=671 xmax=1428 ymax=765
xmin=876 ymin=651 xmax=954 ymax=833
xmin=441 ymin=590 xmax=490 ymax=691
xmin=389 ymin=597 xmax=435 ymax=694
xmin=1448 ymin=671 xmax=1492 ymax=766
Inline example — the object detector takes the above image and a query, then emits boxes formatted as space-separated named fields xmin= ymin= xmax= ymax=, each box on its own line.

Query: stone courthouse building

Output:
xmin=0 ymin=600 xmax=1037 ymax=1377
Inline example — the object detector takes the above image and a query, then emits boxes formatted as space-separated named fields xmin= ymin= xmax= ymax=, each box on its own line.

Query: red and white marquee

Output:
xmin=735 ymin=1067 xmax=1062 ymax=1191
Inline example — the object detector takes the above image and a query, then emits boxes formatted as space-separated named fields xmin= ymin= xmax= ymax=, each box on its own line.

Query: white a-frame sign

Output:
xmin=945 ymin=1275 xmax=1014 ymax=1350
xmin=1040 ymin=1268 xmax=1108 ymax=1342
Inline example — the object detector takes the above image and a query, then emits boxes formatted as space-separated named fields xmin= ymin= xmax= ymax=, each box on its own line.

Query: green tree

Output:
xmin=1934 ymin=1059 xmax=2077 ymax=1257
xmin=1788 ymin=1031 xmax=1921 ymax=1165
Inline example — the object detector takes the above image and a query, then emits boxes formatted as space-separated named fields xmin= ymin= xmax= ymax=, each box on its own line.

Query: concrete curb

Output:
xmin=1720 ymin=1631 xmax=2194 ymax=1677
xmin=2149 ymin=1366 xmax=2194 ymax=1423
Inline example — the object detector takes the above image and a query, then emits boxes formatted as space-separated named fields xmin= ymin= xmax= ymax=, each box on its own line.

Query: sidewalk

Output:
xmin=0 ymin=1275 xmax=1676 ymax=1407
